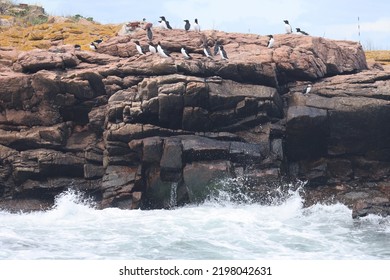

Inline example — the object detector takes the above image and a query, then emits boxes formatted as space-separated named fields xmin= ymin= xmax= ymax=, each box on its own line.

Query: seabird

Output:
xmin=302 ymin=84 xmax=312 ymax=94
xmin=184 ymin=19 xmax=191 ymax=31
xmin=267 ymin=35 xmax=274 ymax=48
xmin=193 ymin=18 xmax=201 ymax=32
xmin=296 ymin=28 xmax=309 ymax=35
xmin=148 ymin=42 xmax=157 ymax=54
xmin=284 ymin=20 xmax=292 ymax=34
xmin=89 ymin=42 xmax=97 ymax=51
xmin=74 ymin=44 xmax=81 ymax=51
xmin=219 ymin=45 xmax=228 ymax=60
xmin=146 ymin=27 xmax=153 ymax=41
xmin=213 ymin=41 xmax=221 ymax=56
xmin=203 ymin=42 xmax=213 ymax=59
xmin=134 ymin=40 xmax=145 ymax=55
xmin=93 ymin=39 xmax=103 ymax=44
xmin=181 ymin=47 xmax=192 ymax=59
xmin=159 ymin=16 xmax=168 ymax=29
xmin=157 ymin=42 xmax=171 ymax=58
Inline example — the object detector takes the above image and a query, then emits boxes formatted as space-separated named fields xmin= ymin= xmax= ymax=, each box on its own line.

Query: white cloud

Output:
xmin=360 ymin=18 xmax=390 ymax=32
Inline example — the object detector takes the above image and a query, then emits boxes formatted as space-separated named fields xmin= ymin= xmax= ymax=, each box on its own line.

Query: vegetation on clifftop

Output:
xmin=0 ymin=0 xmax=120 ymax=50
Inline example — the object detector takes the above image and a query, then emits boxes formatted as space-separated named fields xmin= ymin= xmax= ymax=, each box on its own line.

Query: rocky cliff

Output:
xmin=0 ymin=28 xmax=389 ymax=218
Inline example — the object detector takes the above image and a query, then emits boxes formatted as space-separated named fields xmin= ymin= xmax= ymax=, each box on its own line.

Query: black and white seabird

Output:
xmin=219 ymin=45 xmax=228 ymax=60
xmin=74 ymin=44 xmax=81 ymax=51
xmin=93 ymin=39 xmax=103 ymax=44
xmin=184 ymin=19 xmax=191 ymax=31
xmin=134 ymin=40 xmax=145 ymax=55
xmin=213 ymin=41 xmax=221 ymax=56
xmin=284 ymin=20 xmax=292 ymax=34
xmin=157 ymin=42 xmax=171 ymax=58
xmin=302 ymin=84 xmax=312 ymax=94
xmin=159 ymin=16 xmax=168 ymax=29
xmin=181 ymin=47 xmax=192 ymax=59
xmin=267 ymin=35 xmax=274 ymax=48
xmin=193 ymin=18 xmax=201 ymax=32
xmin=296 ymin=28 xmax=309 ymax=35
xmin=89 ymin=42 xmax=97 ymax=51
xmin=203 ymin=42 xmax=213 ymax=59
xmin=148 ymin=42 xmax=157 ymax=54
xmin=146 ymin=27 xmax=153 ymax=41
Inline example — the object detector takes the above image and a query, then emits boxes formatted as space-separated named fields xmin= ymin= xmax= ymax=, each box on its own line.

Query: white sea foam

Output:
xmin=0 ymin=188 xmax=389 ymax=260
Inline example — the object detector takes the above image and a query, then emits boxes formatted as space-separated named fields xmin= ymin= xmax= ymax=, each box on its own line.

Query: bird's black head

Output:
xmin=184 ymin=19 xmax=189 ymax=22
xmin=268 ymin=35 xmax=273 ymax=38
xmin=134 ymin=40 xmax=140 ymax=45
xmin=296 ymin=28 xmax=301 ymax=31
xmin=195 ymin=18 xmax=198 ymax=23
xmin=284 ymin=20 xmax=289 ymax=24
xmin=219 ymin=45 xmax=224 ymax=50
xmin=160 ymin=16 xmax=166 ymax=20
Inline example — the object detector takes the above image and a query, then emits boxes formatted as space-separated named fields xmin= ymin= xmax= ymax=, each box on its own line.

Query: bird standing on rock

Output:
xmin=203 ymin=42 xmax=213 ymax=59
xmin=89 ymin=42 xmax=97 ymax=51
xmin=148 ymin=42 xmax=157 ymax=54
xmin=193 ymin=18 xmax=201 ymax=32
xmin=93 ymin=38 xmax=103 ymax=44
xmin=219 ymin=45 xmax=228 ymax=60
xmin=213 ymin=41 xmax=221 ymax=56
xmin=296 ymin=28 xmax=309 ymax=35
xmin=184 ymin=20 xmax=191 ymax=31
xmin=302 ymin=84 xmax=312 ymax=94
xmin=181 ymin=47 xmax=192 ymax=59
xmin=146 ymin=26 xmax=153 ymax=41
xmin=157 ymin=42 xmax=171 ymax=58
xmin=159 ymin=16 xmax=168 ymax=29
xmin=166 ymin=21 xmax=173 ymax=29
xmin=134 ymin=40 xmax=145 ymax=55
xmin=267 ymin=35 xmax=274 ymax=48
xmin=284 ymin=20 xmax=292 ymax=34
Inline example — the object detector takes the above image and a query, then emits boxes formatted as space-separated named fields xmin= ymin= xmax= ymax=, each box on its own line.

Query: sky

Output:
xmin=15 ymin=0 xmax=390 ymax=50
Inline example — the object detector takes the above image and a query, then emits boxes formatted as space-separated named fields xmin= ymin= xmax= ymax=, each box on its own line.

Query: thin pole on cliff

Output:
xmin=358 ymin=16 xmax=361 ymax=44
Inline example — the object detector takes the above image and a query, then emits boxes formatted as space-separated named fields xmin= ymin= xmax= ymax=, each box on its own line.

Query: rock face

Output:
xmin=0 ymin=28 xmax=389 ymax=218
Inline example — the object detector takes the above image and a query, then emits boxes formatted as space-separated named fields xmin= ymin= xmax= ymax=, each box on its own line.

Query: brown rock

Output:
xmin=15 ymin=49 xmax=80 ymax=73
xmin=183 ymin=160 xmax=232 ymax=203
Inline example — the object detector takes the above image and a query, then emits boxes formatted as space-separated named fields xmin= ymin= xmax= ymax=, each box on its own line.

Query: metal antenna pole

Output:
xmin=358 ymin=16 xmax=361 ymax=44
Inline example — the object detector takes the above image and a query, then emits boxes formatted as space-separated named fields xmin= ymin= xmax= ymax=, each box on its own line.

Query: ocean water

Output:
xmin=0 ymin=188 xmax=389 ymax=260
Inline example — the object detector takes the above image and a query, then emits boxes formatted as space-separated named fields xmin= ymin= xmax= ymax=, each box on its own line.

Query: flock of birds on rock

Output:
xmin=84 ymin=17 xmax=312 ymax=94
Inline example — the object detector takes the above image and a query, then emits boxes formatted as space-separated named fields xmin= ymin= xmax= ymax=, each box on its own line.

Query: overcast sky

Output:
xmin=16 ymin=0 xmax=390 ymax=50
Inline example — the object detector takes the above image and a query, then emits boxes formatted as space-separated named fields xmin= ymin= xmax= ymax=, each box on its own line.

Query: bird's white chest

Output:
xmin=194 ymin=23 xmax=200 ymax=32
xmin=285 ymin=24 xmax=292 ymax=33
xmin=268 ymin=38 xmax=274 ymax=48
xmin=181 ymin=48 xmax=189 ymax=58
xmin=149 ymin=45 xmax=157 ymax=53
xmin=136 ymin=45 xmax=143 ymax=54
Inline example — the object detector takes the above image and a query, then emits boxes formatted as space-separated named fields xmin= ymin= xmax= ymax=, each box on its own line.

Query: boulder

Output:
xmin=15 ymin=49 xmax=80 ymax=73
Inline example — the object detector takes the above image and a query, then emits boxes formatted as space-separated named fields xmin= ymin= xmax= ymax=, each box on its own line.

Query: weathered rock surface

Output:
xmin=0 ymin=29 xmax=389 ymax=218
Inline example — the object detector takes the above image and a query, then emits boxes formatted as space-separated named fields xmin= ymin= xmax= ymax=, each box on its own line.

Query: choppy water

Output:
xmin=0 ymin=189 xmax=389 ymax=260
